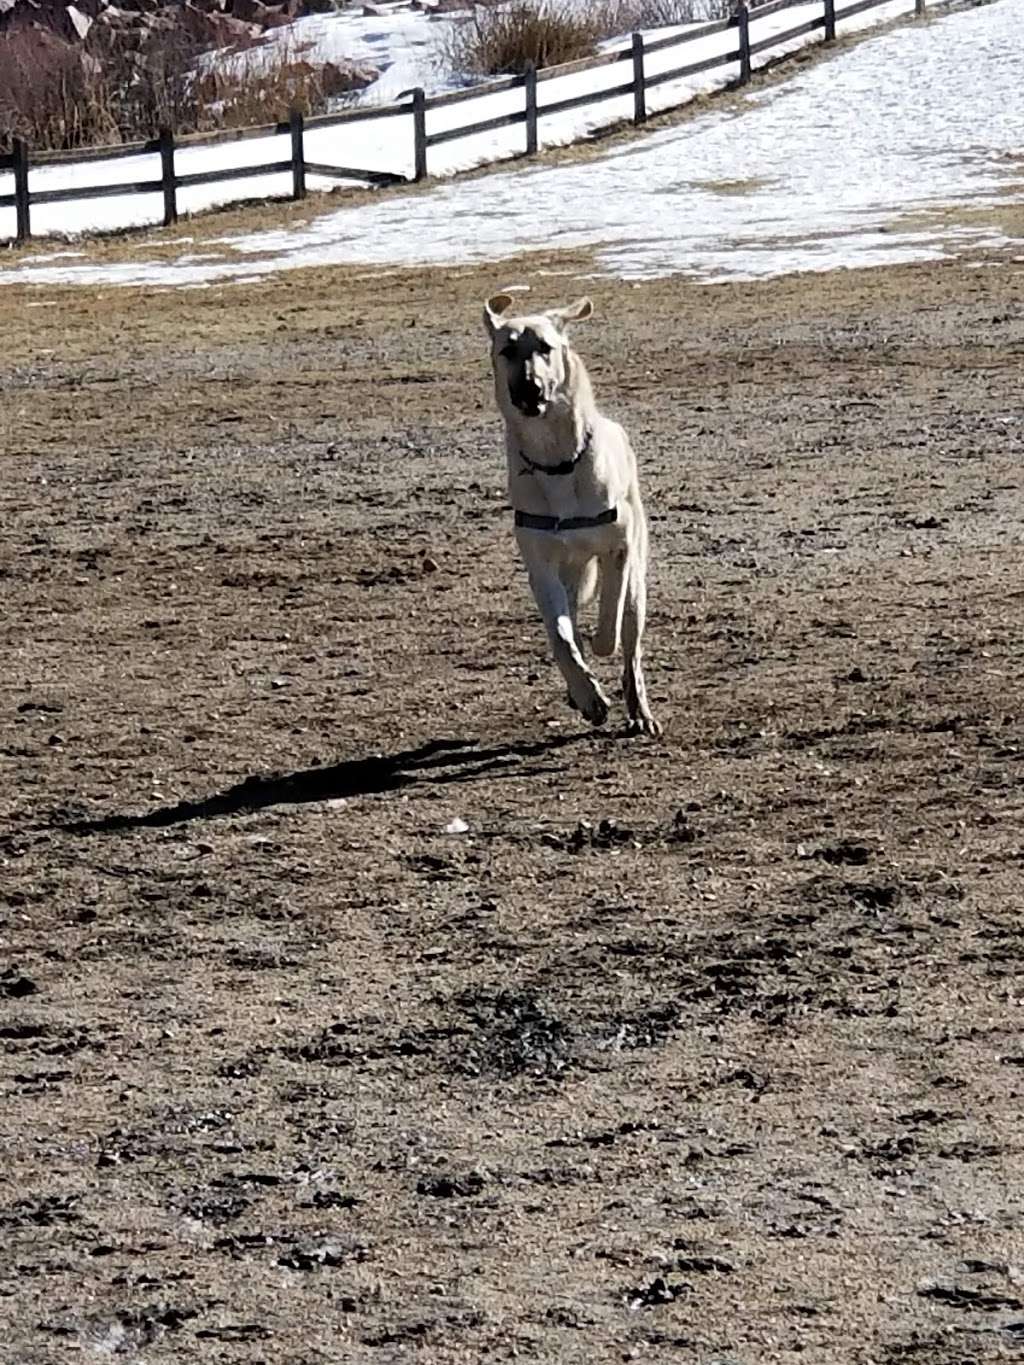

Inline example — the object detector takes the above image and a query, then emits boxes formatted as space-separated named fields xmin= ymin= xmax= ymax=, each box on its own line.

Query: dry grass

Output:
xmin=182 ymin=47 xmax=340 ymax=135
xmin=690 ymin=174 xmax=775 ymax=195
xmin=0 ymin=28 xmax=120 ymax=150
xmin=0 ymin=24 xmax=338 ymax=153
xmin=441 ymin=0 xmax=733 ymax=78
xmin=613 ymin=0 xmax=734 ymax=25
xmin=441 ymin=2 xmax=606 ymax=78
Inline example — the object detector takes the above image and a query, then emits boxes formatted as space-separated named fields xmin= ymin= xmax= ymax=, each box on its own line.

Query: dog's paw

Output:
xmin=583 ymin=691 xmax=610 ymax=727
xmin=590 ymin=629 xmax=616 ymax=658
xmin=569 ymin=686 xmax=609 ymax=726
xmin=626 ymin=714 xmax=662 ymax=738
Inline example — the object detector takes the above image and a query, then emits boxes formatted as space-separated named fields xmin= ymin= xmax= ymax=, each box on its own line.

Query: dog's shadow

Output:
xmin=61 ymin=734 xmax=594 ymax=836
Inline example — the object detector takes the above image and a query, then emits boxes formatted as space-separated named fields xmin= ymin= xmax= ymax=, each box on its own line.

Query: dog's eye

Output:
xmin=536 ymin=341 xmax=552 ymax=357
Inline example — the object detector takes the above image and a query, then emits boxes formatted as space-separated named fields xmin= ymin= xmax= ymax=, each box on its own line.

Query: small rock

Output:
xmin=279 ymin=1238 xmax=364 ymax=1271
xmin=1 ymin=969 xmax=39 ymax=999
xmin=668 ymin=810 xmax=698 ymax=844
xmin=444 ymin=817 xmax=469 ymax=835
xmin=416 ymin=1172 xmax=485 ymax=1198
xmin=627 ymin=1276 xmax=690 ymax=1309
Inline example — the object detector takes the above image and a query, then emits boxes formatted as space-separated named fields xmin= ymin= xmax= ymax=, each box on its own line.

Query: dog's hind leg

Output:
xmin=560 ymin=561 xmax=587 ymax=657
xmin=592 ymin=546 xmax=628 ymax=658
xmin=621 ymin=558 xmax=661 ymax=737
xmin=560 ymin=562 xmax=586 ymax=711
xmin=578 ymin=557 xmax=600 ymax=610
xmin=529 ymin=567 xmax=610 ymax=726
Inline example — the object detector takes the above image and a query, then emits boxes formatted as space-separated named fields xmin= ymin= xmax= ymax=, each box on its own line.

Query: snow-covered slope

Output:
xmin=3 ymin=0 xmax=1020 ymax=285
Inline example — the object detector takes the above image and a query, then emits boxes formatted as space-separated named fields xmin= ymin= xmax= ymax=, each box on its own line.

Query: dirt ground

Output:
xmin=1 ymin=241 xmax=1023 ymax=1365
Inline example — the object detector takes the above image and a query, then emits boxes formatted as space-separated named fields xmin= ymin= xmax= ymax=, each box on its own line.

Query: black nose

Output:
xmin=512 ymin=377 xmax=542 ymax=406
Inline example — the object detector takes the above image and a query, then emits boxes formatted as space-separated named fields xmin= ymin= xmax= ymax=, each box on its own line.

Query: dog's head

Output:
xmin=483 ymin=293 xmax=593 ymax=419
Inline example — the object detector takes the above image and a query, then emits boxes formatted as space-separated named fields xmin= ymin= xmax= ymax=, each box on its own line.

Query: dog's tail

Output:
xmin=579 ymin=557 xmax=600 ymax=610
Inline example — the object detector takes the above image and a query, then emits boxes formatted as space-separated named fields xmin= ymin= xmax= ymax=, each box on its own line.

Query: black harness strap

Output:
xmin=514 ymin=507 xmax=618 ymax=533
xmin=517 ymin=427 xmax=593 ymax=477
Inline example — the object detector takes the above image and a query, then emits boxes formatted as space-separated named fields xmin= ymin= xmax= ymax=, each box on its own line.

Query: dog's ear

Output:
xmin=483 ymin=293 xmax=515 ymax=336
xmin=547 ymin=297 xmax=593 ymax=331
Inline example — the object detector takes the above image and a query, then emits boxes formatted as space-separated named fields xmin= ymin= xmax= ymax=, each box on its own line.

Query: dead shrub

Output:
xmin=441 ymin=0 xmax=734 ymax=79
xmin=441 ymin=1 xmax=606 ymax=78
xmin=0 ymin=28 xmax=120 ymax=150
xmin=611 ymin=0 xmax=734 ymax=26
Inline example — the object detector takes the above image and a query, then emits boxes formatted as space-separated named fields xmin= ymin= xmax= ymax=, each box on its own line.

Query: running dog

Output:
xmin=484 ymin=293 xmax=660 ymax=736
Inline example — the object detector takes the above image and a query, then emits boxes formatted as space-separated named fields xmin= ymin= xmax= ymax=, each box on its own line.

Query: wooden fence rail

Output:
xmin=1 ymin=0 xmax=934 ymax=245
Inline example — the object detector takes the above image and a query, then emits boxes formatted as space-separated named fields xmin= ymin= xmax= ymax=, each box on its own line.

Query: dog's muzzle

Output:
xmin=510 ymin=377 xmax=545 ymax=417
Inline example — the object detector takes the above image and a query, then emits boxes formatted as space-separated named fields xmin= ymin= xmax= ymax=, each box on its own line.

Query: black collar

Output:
xmin=514 ymin=506 xmax=617 ymax=534
xmin=517 ymin=426 xmax=593 ymax=477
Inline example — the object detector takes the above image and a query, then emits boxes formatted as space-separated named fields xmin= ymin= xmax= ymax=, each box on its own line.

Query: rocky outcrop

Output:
xmin=0 ymin=0 xmax=347 ymax=64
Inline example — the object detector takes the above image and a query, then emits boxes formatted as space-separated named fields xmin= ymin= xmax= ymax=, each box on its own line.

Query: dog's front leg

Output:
xmin=528 ymin=565 xmax=610 ymax=726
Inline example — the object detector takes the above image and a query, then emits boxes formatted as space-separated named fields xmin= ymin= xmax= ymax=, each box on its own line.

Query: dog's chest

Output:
xmin=537 ymin=476 xmax=589 ymax=521
xmin=508 ymin=462 xmax=613 ymax=523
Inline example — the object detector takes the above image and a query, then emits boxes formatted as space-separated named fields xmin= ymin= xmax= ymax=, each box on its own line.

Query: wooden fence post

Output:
xmin=411 ymin=87 xmax=427 ymax=182
xmin=632 ymin=32 xmax=647 ymax=125
xmin=824 ymin=0 xmax=836 ymax=41
xmin=159 ymin=127 xmax=177 ymax=226
xmin=289 ymin=108 xmax=306 ymax=200
xmin=915 ymin=0 xmax=925 ymax=14
xmin=12 ymin=138 xmax=30 ymax=244
xmin=524 ymin=61 xmax=538 ymax=156
xmin=735 ymin=2 xmax=751 ymax=85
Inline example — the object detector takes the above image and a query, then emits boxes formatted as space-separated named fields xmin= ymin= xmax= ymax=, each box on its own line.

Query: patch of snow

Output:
xmin=17 ymin=248 xmax=88 ymax=262
xmin=266 ymin=8 xmax=459 ymax=104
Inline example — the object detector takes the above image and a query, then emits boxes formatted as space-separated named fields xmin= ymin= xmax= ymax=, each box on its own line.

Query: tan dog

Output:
xmin=484 ymin=293 xmax=660 ymax=736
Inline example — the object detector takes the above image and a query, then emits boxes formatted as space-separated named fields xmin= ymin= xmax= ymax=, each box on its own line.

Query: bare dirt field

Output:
xmin=1 ymin=244 xmax=1023 ymax=1364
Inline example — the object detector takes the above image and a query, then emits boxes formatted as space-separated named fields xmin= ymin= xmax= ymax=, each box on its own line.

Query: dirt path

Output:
xmin=1 ymin=249 xmax=1023 ymax=1364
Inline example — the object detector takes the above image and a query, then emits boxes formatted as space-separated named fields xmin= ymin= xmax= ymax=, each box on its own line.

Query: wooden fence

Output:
xmin=0 ymin=0 xmax=930 ymax=245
